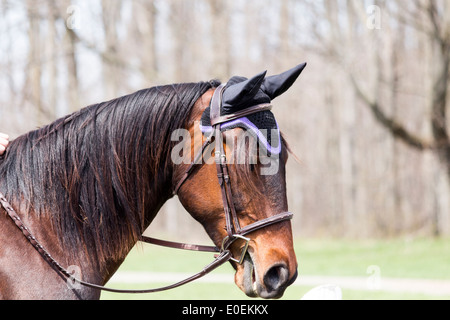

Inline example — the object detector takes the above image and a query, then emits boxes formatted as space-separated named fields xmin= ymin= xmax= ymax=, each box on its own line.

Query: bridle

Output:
xmin=0 ymin=84 xmax=293 ymax=294
xmin=172 ymin=83 xmax=293 ymax=263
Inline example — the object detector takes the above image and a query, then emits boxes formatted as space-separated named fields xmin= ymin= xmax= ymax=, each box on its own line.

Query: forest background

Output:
xmin=1 ymin=0 xmax=449 ymax=240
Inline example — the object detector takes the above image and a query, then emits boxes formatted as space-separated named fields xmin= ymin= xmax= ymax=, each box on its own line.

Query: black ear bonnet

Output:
xmin=200 ymin=63 xmax=306 ymax=155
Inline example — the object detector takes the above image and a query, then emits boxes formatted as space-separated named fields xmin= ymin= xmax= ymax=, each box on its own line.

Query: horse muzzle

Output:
xmin=236 ymin=251 xmax=298 ymax=299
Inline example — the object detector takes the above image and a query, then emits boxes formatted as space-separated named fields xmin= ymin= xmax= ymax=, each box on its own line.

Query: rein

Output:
xmin=0 ymin=192 xmax=231 ymax=294
xmin=0 ymin=84 xmax=292 ymax=294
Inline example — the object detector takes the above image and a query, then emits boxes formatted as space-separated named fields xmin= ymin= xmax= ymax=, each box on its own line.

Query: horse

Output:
xmin=0 ymin=63 xmax=306 ymax=300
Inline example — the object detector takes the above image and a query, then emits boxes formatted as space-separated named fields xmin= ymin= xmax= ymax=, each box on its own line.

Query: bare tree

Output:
xmin=209 ymin=0 xmax=231 ymax=80
xmin=101 ymin=0 xmax=122 ymax=98
xmin=27 ymin=0 xmax=44 ymax=124
xmin=64 ymin=0 xmax=81 ymax=112
xmin=132 ymin=0 xmax=158 ymax=84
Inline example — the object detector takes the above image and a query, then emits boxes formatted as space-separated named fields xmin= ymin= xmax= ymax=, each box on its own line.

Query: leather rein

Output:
xmin=0 ymin=84 xmax=292 ymax=294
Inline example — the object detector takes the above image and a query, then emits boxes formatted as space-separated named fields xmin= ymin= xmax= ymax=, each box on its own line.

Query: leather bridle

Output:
xmin=172 ymin=83 xmax=293 ymax=263
xmin=0 ymin=84 xmax=293 ymax=294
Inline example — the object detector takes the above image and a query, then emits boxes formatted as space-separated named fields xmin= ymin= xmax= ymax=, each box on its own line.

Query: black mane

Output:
xmin=0 ymin=81 xmax=217 ymax=266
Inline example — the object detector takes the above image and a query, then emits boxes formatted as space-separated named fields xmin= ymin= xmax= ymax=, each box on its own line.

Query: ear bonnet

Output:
xmin=200 ymin=63 xmax=307 ymax=155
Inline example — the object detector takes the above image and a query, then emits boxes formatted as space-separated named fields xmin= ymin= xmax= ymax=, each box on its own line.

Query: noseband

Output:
xmin=0 ymin=84 xmax=292 ymax=294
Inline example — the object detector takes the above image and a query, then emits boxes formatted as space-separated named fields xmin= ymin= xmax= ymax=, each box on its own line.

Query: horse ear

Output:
xmin=222 ymin=71 xmax=267 ymax=111
xmin=262 ymin=63 xmax=307 ymax=100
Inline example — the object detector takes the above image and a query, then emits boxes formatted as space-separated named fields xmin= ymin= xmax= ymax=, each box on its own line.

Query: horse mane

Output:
xmin=0 ymin=81 xmax=219 ymax=267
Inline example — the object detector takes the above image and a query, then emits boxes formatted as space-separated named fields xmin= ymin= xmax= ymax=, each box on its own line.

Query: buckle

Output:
xmin=221 ymin=234 xmax=250 ymax=265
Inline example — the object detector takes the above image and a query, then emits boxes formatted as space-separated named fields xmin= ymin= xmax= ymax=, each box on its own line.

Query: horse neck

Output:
xmin=0 ymin=100 xmax=178 ymax=279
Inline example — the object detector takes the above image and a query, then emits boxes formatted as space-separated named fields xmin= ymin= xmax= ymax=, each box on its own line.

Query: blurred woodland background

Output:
xmin=0 ymin=0 xmax=449 ymax=239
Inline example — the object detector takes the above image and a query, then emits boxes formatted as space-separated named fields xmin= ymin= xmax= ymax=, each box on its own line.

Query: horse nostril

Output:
xmin=263 ymin=264 xmax=289 ymax=292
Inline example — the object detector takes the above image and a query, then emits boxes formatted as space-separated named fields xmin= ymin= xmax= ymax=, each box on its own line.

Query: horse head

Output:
xmin=175 ymin=63 xmax=306 ymax=299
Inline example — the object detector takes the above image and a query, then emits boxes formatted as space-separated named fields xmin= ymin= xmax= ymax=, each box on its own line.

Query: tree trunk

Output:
xmin=132 ymin=0 xmax=157 ymax=84
xmin=210 ymin=0 xmax=230 ymax=80
xmin=27 ymin=0 xmax=43 ymax=124
xmin=101 ymin=0 xmax=122 ymax=98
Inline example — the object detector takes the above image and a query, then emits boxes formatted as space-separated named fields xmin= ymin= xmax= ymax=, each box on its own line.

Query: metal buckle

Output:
xmin=221 ymin=234 xmax=251 ymax=265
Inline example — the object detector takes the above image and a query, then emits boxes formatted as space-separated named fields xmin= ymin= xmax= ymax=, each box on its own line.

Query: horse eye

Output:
xmin=250 ymin=164 xmax=255 ymax=172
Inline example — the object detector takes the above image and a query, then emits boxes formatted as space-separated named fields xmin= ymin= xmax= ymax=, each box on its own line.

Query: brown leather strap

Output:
xmin=221 ymin=212 xmax=293 ymax=252
xmin=220 ymin=150 xmax=241 ymax=234
xmin=209 ymin=83 xmax=226 ymax=122
xmin=141 ymin=236 xmax=218 ymax=253
xmin=74 ymin=250 xmax=232 ymax=294
xmin=0 ymin=191 xmax=232 ymax=294
xmin=210 ymin=85 xmax=238 ymax=237
xmin=211 ymin=103 xmax=272 ymax=126
xmin=0 ymin=193 xmax=74 ymax=282
xmin=238 ymin=211 xmax=293 ymax=237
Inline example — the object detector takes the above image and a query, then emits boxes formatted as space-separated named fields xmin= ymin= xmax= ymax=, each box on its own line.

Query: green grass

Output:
xmin=101 ymin=237 xmax=450 ymax=300
xmin=295 ymin=237 xmax=450 ymax=279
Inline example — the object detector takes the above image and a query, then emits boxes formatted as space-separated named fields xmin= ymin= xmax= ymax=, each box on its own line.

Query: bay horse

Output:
xmin=0 ymin=63 xmax=306 ymax=300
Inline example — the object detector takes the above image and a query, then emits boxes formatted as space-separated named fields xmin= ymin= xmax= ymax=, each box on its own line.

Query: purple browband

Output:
xmin=199 ymin=117 xmax=282 ymax=155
